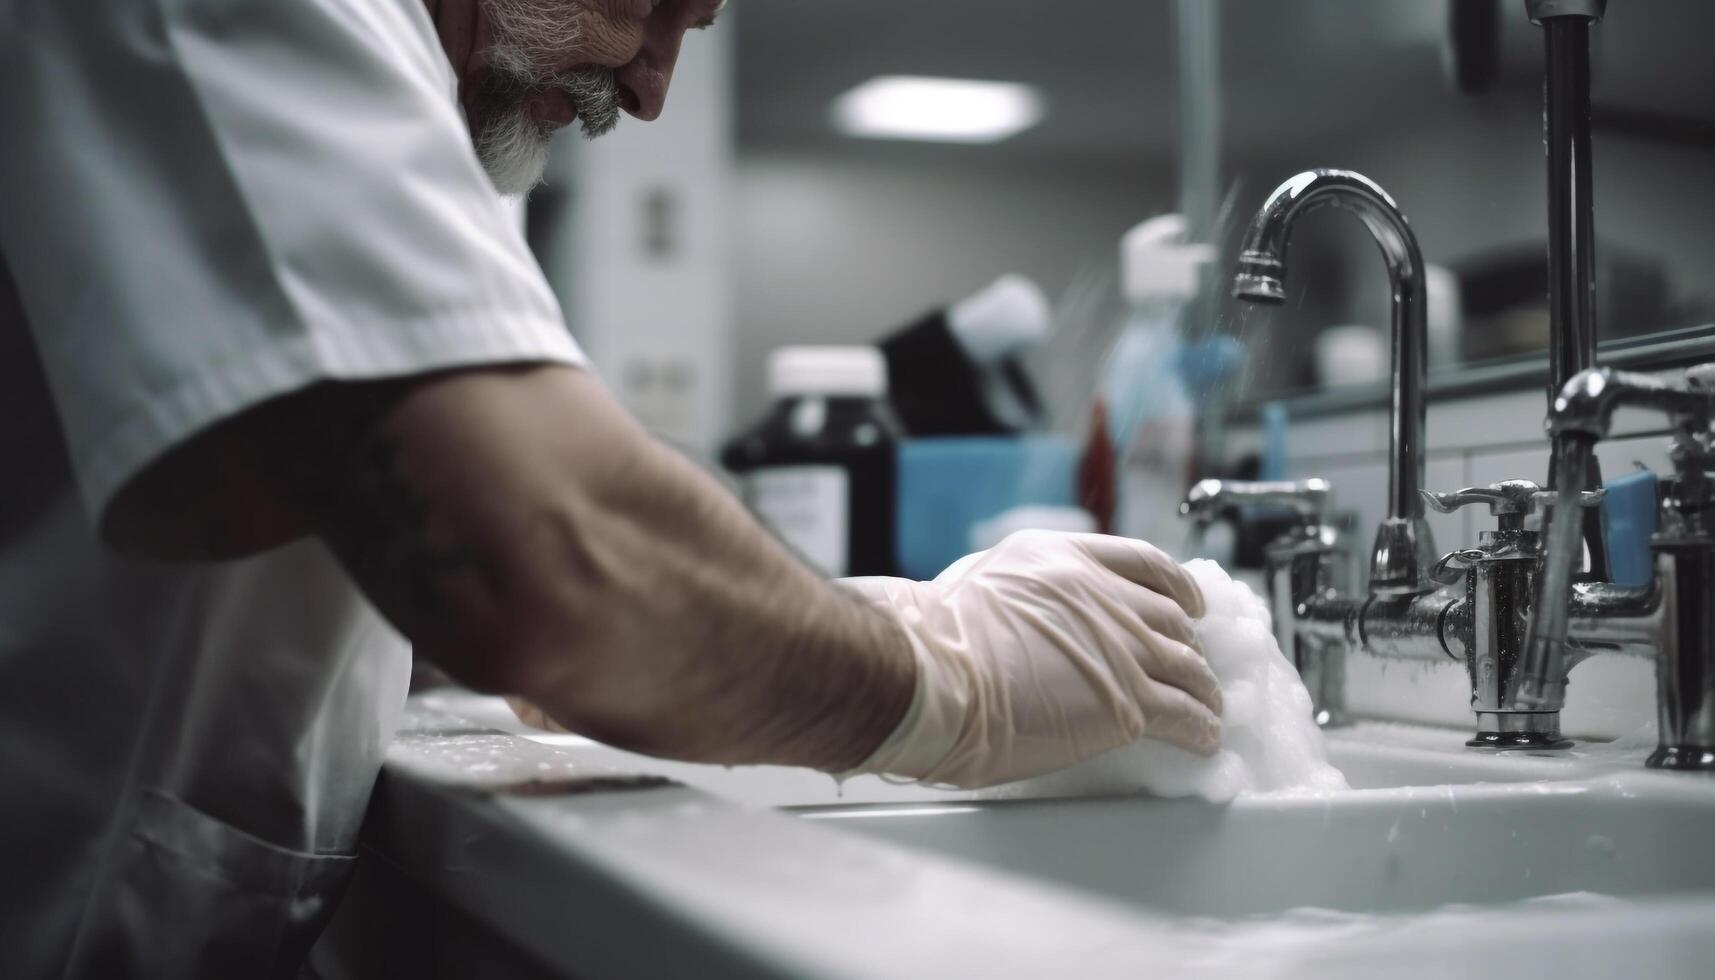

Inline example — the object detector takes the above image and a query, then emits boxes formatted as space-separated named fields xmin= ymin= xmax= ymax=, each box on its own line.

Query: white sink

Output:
xmin=433 ymin=691 xmax=1618 ymax=803
xmin=799 ymin=775 xmax=1715 ymax=918
xmin=390 ymin=692 xmax=1715 ymax=979
xmin=422 ymin=693 xmax=1715 ymax=915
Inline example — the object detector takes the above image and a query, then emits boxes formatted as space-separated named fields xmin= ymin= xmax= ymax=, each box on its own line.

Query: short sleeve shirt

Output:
xmin=0 ymin=0 xmax=585 ymax=974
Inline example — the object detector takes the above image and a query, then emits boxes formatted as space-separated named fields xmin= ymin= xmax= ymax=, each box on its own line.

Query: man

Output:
xmin=0 ymin=0 xmax=1221 ymax=975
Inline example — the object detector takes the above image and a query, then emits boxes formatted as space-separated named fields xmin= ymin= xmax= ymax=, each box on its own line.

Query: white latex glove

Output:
xmin=840 ymin=530 xmax=1221 ymax=789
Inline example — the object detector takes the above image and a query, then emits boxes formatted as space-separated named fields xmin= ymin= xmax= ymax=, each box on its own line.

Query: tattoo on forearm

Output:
xmin=292 ymin=399 xmax=507 ymax=637
xmin=363 ymin=439 xmax=503 ymax=618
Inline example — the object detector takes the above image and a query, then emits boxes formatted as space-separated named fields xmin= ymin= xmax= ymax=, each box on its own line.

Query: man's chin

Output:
xmin=479 ymin=144 xmax=552 ymax=197
xmin=473 ymin=93 xmax=622 ymax=196
xmin=475 ymin=113 xmax=555 ymax=196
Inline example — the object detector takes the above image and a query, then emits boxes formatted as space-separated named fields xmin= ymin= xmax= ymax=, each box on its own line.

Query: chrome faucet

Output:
xmin=1421 ymin=480 xmax=1605 ymax=747
xmin=1181 ymin=478 xmax=1351 ymax=725
xmin=1514 ymin=367 xmax=1715 ymax=769
xmin=1192 ymin=362 xmax=1715 ymax=766
xmin=1210 ymin=163 xmax=1715 ymax=765
xmin=1190 ymin=4 xmax=1715 ymax=767
xmin=1234 ymin=169 xmax=1436 ymax=596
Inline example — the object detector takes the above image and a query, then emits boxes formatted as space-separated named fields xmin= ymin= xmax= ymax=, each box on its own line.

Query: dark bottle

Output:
xmin=721 ymin=346 xmax=900 ymax=577
xmin=879 ymin=275 xmax=1049 ymax=438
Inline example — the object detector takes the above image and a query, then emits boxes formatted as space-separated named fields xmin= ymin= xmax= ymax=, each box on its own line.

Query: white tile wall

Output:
xmin=1223 ymin=377 xmax=1687 ymax=740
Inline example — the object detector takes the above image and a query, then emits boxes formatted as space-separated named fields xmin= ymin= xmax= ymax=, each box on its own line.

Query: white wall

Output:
xmin=549 ymin=25 xmax=736 ymax=457
xmin=730 ymin=150 xmax=1177 ymax=430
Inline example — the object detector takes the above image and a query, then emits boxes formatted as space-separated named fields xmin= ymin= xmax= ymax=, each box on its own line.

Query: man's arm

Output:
xmin=106 ymin=364 xmax=916 ymax=772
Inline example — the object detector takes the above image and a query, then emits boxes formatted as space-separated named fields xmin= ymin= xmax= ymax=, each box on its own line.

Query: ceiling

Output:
xmin=733 ymin=0 xmax=1715 ymax=165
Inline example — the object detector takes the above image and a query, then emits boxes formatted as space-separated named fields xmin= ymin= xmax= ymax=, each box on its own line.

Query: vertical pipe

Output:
xmin=1518 ymin=438 xmax=1593 ymax=711
xmin=1532 ymin=0 xmax=1610 ymax=581
xmin=1172 ymin=0 xmax=1224 ymax=476
xmin=1542 ymin=16 xmax=1597 ymax=404
xmin=1650 ymin=546 xmax=1715 ymax=769
xmin=1173 ymin=0 xmax=1220 ymax=251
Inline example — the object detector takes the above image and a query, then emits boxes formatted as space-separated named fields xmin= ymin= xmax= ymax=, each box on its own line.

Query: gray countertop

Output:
xmin=359 ymin=692 xmax=1715 ymax=979
xmin=364 ymin=696 xmax=1248 ymax=979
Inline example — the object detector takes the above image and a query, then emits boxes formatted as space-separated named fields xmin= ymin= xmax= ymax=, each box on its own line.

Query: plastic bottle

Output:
xmin=1103 ymin=214 xmax=1213 ymax=555
xmin=880 ymin=274 xmax=1050 ymax=436
xmin=721 ymin=346 xmax=900 ymax=577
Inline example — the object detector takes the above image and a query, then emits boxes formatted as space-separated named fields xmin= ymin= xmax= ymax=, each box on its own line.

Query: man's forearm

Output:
xmin=494 ymin=417 xmax=917 ymax=770
xmin=287 ymin=365 xmax=915 ymax=772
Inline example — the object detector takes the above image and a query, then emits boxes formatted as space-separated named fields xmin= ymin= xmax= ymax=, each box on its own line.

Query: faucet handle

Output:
xmin=1420 ymin=480 xmax=1545 ymax=519
xmin=1180 ymin=478 xmax=1331 ymax=525
xmin=1422 ymin=481 xmax=1602 ymax=531
xmin=1681 ymin=362 xmax=1715 ymax=391
xmin=1530 ymin=487 xmax=1607 ymax=511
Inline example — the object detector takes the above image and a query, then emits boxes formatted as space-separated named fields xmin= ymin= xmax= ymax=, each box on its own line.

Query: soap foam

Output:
xmin=981 ymin=559 xmax=1349 ymax=802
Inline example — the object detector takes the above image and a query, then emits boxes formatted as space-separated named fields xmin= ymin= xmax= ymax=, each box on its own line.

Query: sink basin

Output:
xmin=384 ymin=692 xmax=1715 ymax=979
xmin=417 ymin=692 xmax=1715 ymax=918
xmin=432 ymin=691 xmax=1609 ymax=804
xmin=798 ymin=775 xmax=1715 ymax=918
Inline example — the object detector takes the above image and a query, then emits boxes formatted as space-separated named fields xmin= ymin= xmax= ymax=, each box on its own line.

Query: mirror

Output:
xmin=1221 ymin=0 xmax=1715 ymax=399
xmin=723 ymin=1 xmax=1715 ymax=429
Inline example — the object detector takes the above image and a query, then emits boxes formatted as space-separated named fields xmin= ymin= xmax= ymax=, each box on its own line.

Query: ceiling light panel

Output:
xmin=831 ymin=75 xmax=1046 ymax=144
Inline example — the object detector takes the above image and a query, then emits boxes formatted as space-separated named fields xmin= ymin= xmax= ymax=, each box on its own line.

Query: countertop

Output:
xmin=360 ymin=691 xmax=1715 ymax=979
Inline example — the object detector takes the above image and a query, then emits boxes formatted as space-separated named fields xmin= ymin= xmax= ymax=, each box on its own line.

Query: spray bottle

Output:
xmin=1103 ymin=214 xmax=1213 ymax=555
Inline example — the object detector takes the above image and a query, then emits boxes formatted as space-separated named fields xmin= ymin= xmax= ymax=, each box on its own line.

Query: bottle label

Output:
xmin=748 ymin=466 xmax=849 ymax=577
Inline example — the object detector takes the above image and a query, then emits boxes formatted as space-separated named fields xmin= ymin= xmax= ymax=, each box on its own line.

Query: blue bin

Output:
xmin=895 ymin=436 xmax=1079 ymax=580
xmin=1601 ymin=468 xmax=1659 ymax=588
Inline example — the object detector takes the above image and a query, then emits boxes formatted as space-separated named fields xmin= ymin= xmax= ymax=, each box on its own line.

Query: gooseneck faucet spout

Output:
xmin=1233 ymin=169 xmax=1436 ymax=595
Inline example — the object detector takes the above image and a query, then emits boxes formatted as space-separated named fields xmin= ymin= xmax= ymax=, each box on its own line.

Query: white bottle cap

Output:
xmin=1121 ymin=213 xmax=1215 ymax=303
xmin=947 ymin=274 xmax=1052 ymax=365
xmin=768 ymin=346 xmax=888 ymax=398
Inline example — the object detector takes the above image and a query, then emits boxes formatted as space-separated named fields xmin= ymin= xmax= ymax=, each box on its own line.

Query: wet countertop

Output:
xmin=365 ymin=691 xmax=1715 ymax=979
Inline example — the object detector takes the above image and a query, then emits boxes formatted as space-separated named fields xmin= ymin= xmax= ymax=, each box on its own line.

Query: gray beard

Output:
xmin=474 ymin=0 xmax=623 ymax=196
xmin=474 ymin=103 xmax=555 ymax=197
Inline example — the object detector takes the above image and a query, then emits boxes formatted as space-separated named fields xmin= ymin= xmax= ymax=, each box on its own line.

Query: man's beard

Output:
xmin=474 ymin=0 xmax=623 ymax=196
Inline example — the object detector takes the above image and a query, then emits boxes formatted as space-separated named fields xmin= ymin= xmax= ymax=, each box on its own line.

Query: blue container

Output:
xmin=895 ymin=436 xmax=1079 ymax=580
xmin=1601 ymin=468 xmax=1659 ymax=588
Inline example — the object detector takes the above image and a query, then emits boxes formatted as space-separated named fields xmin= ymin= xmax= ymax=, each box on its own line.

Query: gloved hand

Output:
xmin=840 ymin=530 xmax=1221 ymax=789
xmin=506 ymin=696 xmax=571 ymax=734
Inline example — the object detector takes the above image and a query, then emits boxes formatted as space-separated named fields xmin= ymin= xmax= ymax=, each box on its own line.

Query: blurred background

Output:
xmin=532 ymin=0 xmax=1715 ymax=437
xmin=523 ymin=0 xmax=1715 ymax=576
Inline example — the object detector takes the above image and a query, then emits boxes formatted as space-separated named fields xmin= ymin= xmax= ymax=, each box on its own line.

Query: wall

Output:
xmin=543 ymin=24 xmax=735 ymax=458
xmin=729 ymin=150 xmax=1177 ymax=431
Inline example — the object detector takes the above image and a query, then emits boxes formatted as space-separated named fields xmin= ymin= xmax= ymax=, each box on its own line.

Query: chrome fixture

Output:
xmin=1528 ymin=0 xmax=1607 ymax=402
xmin=1199 ymin=6 xmax=1715 ymax=765
xmin=1234 ymin=169 xmax=1435 ymax=597
xmin=1190 ymin=364 xmax=1715 ymax=765
xmin=1515 ymin=367 xmax=1715 ymax=770
xmin=1531 ymin=0 xmax=1612 ymax=580
xmin=1181 ymin=478 xmax=1350 ymax=725
xmin=1423 ymin=480 xmax=1606 ymax=748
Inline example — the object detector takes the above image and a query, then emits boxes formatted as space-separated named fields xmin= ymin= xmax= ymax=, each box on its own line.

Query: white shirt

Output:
xmin=0 ymin=0 xmax=585 ymax=974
